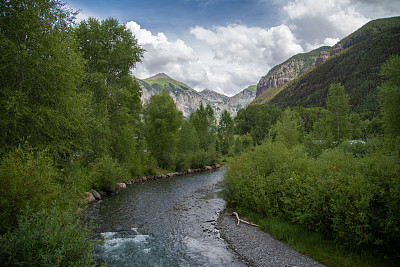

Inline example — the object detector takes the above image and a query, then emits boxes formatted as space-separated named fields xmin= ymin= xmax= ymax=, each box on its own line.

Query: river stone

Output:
xmin=85 ymin=192 xmax=96 ymax=203
xmin=90 ymin=189 xmax=101 ymax=200
xmin=215 ymin=164 xmax=221 ymax=168
xmin=115 ymin=183 xmax=127 ymax=189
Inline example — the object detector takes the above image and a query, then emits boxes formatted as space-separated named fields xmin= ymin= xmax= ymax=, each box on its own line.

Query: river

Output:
xmin=87 ymin=167 xmax=246 ymax=266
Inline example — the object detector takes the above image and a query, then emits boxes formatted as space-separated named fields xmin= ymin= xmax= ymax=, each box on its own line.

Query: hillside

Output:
xmin=256 ymin=46 xmax=331 ymax=97
xmin=254 ymin=16 xmax=400 ymax=118
xmin=139 ymin=73 xmax=208 ymax=118
xmin=138 ymin=73 xmax=255 ymax=118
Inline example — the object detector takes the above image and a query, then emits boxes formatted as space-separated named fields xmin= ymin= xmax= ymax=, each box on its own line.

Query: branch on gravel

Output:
xmin=232 ymin=212 xmax=259 ymax=227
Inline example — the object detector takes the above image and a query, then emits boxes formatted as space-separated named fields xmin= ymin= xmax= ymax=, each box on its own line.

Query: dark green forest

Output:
xmin=0 ymin=0 xmax=399 ymax=266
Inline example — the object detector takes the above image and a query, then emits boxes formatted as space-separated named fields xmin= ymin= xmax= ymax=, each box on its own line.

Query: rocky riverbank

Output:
xmin=84 ymin=164 xmax=221 ymax=204
xmin=217 ymin=209 xmax=325 ymax=267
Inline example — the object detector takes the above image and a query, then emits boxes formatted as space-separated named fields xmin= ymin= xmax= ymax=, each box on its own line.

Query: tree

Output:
xmin=235 ymin=104 xmax=282 ymax=145
xmin=379 ymin=55 xmax=400 ymax=137
xmin=325 ymin=83 xmax=351 ymax=141
xmin=76 ymin=17 xmax=144 ymax=170
xmin=176 ymin=120 xmax=200 ymax=170
xmin=143 ymin=90 xmax=182 ymax=169
xmin=217 ymin=110 xmax=234 ymax=156
xmin=271 ymin=108 xmax=304 ymax=148
xmin=0 ymin=0 xmax=86 ymax=160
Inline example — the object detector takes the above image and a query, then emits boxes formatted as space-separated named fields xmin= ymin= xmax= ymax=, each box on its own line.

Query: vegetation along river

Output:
xmin=87 ymin=167 xmax=246 ymax=266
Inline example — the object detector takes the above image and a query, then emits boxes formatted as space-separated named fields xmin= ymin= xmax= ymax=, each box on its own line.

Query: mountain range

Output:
xmin=137 ymin=16 xmax=400 ymax=120
xmin=137 ymin=73 xmax=256 ymax=118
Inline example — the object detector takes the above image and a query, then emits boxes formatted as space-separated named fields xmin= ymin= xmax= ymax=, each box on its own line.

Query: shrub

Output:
xmin=89 ymin=155 xmax=129 ymax=192
xmin=0 ymin=206 xmax=97 ymax=266
xmin=0 ymin=147 xmax=61 ymax=234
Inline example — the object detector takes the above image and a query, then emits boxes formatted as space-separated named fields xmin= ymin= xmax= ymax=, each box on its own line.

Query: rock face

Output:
xmin=256 ymin=46 xmax=331 ymax=98
xmin=219 ymin=88 xmax=256 ymax=116
xmin=138 ymin=73 xmax=256 ymax=118
xmin=199 ymin=89 xmax=229 ymax=104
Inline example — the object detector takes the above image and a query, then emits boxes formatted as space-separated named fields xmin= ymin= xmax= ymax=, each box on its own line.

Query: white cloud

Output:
xmin=128 ymin=21 xmax=304 ymax=96
xmin=282 ymin=0 xmax=370 ymax=48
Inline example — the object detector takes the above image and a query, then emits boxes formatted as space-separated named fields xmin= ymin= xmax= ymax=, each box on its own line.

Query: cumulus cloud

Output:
xmin=128 ymin=21 xmax=304 ymax=95
xmin=282 ymin=0 xmax=370 ymax=49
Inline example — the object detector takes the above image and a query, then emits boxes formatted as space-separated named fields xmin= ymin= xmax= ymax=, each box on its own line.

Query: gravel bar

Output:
xmin=217 ymin=209 xmax=326 ymax=267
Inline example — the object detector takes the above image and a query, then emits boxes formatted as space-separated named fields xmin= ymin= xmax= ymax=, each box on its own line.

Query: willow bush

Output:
xmin=224 ymin=140 xmax=400 ymax=256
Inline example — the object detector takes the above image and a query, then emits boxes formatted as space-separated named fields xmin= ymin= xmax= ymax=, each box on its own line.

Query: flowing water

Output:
xmin=87 ymin=167 xmax=245 ymax=266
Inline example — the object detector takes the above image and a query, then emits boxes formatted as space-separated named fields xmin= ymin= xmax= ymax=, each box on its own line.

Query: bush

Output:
xmin=224 ymin=140 xmax=400 ymax=256
xmin=0 ymin=206 xmax=97 ymax=266
xmin=89 ymin=155 xmax=129 ymax=192
xmin=0 ymin=147 xmax=62 ymax=234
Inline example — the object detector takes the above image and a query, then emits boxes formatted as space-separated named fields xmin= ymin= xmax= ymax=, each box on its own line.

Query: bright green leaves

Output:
xmin=143 ymin=90 xmax=183 ymax=169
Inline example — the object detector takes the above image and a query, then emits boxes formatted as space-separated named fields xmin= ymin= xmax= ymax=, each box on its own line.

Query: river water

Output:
xmin=87 ymin=167 xmax=245 ymax=266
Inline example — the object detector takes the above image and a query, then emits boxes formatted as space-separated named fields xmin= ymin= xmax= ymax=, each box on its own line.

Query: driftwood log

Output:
xmin=232 ymin=212 xmax=259 ymax=227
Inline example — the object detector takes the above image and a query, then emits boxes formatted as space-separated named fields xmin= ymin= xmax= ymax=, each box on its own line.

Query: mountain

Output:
xmin=253 ymin=16 xmax=400 ymax=118
xmin=218 ymin=85 xmax=257 ymax=116
xmin=138 ymin=73 xmax=255 ymax=118
xmin=256 ymin=46 xmax=331 ymax=97
xmin=199 ymin=89 xmax=229 ymax=104
xmin=138 ymin=73 xmax=208 ymax=118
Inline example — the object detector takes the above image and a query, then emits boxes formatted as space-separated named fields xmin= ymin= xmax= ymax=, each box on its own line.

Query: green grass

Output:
xmin=243 ymin=212 xmax=396 ymax=267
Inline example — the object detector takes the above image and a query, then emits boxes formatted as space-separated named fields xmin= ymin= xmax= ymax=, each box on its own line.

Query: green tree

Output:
xmin=143 ymin=90 xmax=183 ymax=169
xmin=325 ymin=83 xmax=351 ymax=141
xmin=0 ymin=0 xmax=86 ymax=160
xmin=76 ymin=17 xmax=145 ymax=172
xmin=271 ymin=108 xmax=304 ymax=148
xmin=235 ymin=104 xmax=282 ymax=145
xmin=379 ymin=55 xmax=400 ymax=138
xmin=217 ymin=110 xmax=234 ymax=156
xmin=176 ymin=120 xmax=200 ymax=170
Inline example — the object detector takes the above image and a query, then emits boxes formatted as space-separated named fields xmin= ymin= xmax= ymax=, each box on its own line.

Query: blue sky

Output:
xmin=68 ymin=0 xmax=400 ymax=96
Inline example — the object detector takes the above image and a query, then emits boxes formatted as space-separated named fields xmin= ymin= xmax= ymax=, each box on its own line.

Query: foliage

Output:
xmin=143 ymin=90 xmax=183 ymax=169
xmin=0 ymin=206 xmax=97 ymax=266
xmin=89 ymin=155 xmax=129 ymax=192
xmin=224 ymin=140 xmax=400 ymax=257
xmin=0 ymin=0 xmax=87 ymax=161
xmin=379 ymin=55 xmax=400 ymax=138
xmin=270 ymin=108 xmax=304 ymax=148
xmin=0 ymin=147 xmax=61 ymax=234
xmin=234 ymin=104 xmax=282 ymax=145
xmin=325 ymin=83 xmax=351 ymax=141
xmin=217 ymin=110 xmax=234 ymax=156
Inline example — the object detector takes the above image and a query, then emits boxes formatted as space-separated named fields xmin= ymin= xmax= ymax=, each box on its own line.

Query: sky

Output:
xmin=68 ymin=0 xmax=400 ymax=96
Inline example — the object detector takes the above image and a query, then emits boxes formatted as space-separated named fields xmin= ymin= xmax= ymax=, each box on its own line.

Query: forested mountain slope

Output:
xmin=254 ymin=16 xmax=400 ymax=118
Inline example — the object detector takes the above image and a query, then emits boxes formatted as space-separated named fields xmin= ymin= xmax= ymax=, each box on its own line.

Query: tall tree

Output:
xmin=217 ymin=110 xmax=234 ymax=156
xmin=0 ymin=0 xmax=86 ymax=159
xmin=325 ymin=83 xmax=350 ymax=141
xmin=143 ymin=90 xmax=182 ymax=169
xmin=75 ymin=17 xmax=144 ymax=166
xmin=271 ymin=108 xmax=304 ymax=148
xmin=379 ymin=55 xmax=400 ymax=138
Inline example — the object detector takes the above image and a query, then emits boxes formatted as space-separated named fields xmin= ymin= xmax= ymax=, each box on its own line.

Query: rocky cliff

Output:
xmin=199 ymin=89 xmax=229 ymax=104
xmin=219 ymin=86 xmax=256 ymax=116
xmin=256 ymin=46 xmax=331 ymax=97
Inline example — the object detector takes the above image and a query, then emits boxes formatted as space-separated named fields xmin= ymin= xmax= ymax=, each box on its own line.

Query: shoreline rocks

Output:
xmin=86 ymin=164 xmax=222 ymax=204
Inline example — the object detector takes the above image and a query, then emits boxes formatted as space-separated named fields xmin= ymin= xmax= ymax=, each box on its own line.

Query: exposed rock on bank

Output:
xmin=84 ymin=164 xmax=221 ymax=204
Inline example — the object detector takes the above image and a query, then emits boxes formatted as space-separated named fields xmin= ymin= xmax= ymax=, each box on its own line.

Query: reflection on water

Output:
xmin=87 ymin=167 xmax=245 ymax=266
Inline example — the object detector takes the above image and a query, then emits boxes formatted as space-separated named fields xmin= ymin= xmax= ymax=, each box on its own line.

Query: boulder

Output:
xmin=85 ymin=192 xmax=96 ymax=203
xmin=89 ymin=189 xmax=101 ymax=200
xmin=215 ymin=164 xmax=221 ymax=168
xmin=115 ymin=183 xmax=127 ymax=189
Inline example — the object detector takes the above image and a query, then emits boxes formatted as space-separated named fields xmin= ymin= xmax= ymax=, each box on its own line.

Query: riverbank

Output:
xmin=217 ymin=209 xmax=325 ymax=267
